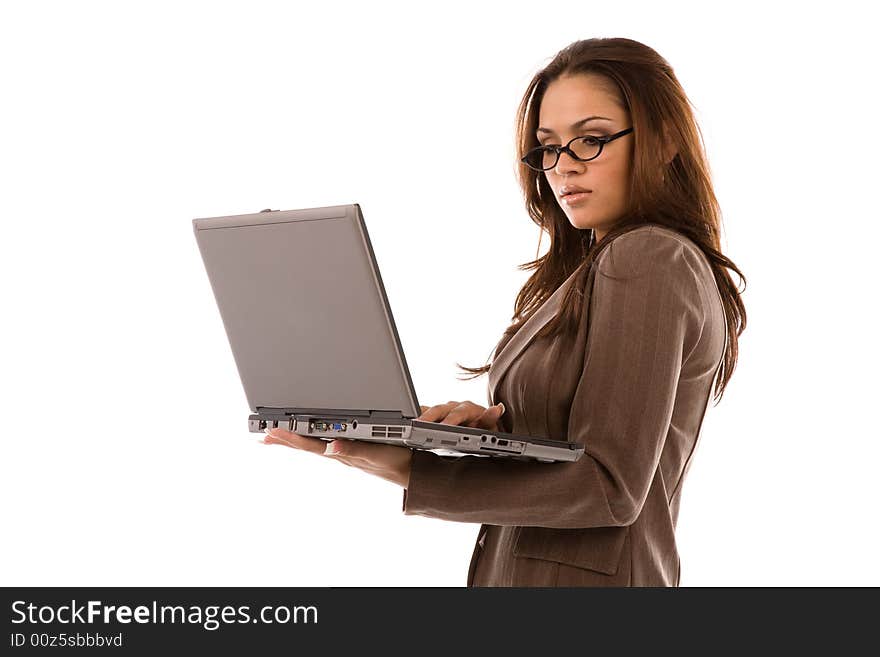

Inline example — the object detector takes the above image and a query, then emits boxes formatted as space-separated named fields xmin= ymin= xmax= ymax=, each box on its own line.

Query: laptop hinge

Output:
xmin=256 ymin=407 xmax=406 ymax=420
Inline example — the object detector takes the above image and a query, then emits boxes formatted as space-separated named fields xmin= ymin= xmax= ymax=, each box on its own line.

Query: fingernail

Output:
xmin=323 ymin=441 xmax=338 ymax=456
xmin=264 ymin=427 xmax=274 ymax=435
xmin=497 ymin=403 xmax=505 ymax=414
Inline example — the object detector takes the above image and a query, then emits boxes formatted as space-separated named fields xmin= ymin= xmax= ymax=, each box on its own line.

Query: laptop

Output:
xmin=192 ymin=203 xmax=584 ymax=463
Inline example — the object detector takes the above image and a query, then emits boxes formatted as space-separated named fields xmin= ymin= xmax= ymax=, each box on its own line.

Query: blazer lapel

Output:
xmin=487 ymin=264 xmax=596 ymax=406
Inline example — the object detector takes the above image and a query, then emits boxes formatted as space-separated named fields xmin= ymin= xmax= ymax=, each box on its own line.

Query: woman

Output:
xmin=263 ymin=37 xmax=747 ymax=586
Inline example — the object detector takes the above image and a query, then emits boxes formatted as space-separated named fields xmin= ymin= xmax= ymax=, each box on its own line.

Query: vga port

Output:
xmin=308 ymin=420 xmax=348 ymax=432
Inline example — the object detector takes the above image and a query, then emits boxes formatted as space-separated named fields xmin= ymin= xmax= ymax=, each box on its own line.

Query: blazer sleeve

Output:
xmin=401 ymin=228 xmax=705 ymax=528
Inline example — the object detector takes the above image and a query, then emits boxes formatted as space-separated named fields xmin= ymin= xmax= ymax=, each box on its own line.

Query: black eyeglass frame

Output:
xmin=521 ymin=127 xmax=634 ymax=171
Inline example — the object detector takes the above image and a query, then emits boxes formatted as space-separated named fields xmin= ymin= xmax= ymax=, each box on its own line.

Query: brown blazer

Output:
xmin=402 ymin=224 xmax=727 ymax=586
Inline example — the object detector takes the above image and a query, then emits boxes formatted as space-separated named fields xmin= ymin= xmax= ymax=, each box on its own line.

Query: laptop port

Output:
xmin=481 ymin=439 xmax=524 ymax=454
xmin=310 ymin=420 xmax=348 ymax=432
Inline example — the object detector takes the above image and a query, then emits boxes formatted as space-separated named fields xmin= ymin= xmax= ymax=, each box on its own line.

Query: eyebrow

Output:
xmin=536 ymin=116 xmax=613 ymax=135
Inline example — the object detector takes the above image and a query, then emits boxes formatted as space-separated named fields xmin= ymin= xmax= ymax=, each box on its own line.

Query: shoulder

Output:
xmin=595 ymin=224 xmax=704 ymax=282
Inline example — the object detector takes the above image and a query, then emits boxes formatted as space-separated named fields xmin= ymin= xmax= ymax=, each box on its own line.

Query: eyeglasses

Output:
xmin=521 ymin=127 xmax=634 ymax=171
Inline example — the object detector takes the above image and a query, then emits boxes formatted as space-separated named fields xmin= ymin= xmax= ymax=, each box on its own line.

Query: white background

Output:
xmin=2 ymin=0 xmax=878 ymax=587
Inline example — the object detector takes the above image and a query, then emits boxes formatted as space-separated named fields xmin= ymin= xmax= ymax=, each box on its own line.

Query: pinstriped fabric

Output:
xmin=402 ymin=224 xmax=727 ymax=586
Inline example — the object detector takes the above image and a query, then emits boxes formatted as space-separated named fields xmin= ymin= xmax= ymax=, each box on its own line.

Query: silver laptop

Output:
xmin=192 ymin=203 xmax=584 ymax=463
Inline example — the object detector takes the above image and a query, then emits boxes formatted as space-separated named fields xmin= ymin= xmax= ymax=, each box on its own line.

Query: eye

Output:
xmin=538 ymin=134 xmax=605 ymax=147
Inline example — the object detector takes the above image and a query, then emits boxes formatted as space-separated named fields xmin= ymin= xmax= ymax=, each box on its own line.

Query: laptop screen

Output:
xmin=193 ymin=204 xmax=420 ymax=416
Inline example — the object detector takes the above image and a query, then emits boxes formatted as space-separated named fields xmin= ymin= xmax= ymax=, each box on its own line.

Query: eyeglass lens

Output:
xmin=525 ymin=137 xmax=601 ymax=170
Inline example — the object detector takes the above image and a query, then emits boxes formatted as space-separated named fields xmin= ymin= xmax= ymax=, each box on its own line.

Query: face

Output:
xmin=536 ymin=73 xmax=634 ymax=242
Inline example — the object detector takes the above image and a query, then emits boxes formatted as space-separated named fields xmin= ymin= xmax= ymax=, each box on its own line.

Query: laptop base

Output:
xmin=249 ymin=409 xmax=583 ymax=463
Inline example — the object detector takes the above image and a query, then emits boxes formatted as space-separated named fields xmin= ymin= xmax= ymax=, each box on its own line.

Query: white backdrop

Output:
xmin=2 ymin=0 xmax=878 ymax=587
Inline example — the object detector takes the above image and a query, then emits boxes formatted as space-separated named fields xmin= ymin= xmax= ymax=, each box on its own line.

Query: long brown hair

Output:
xmin=456 ymin=37 xmax=747 ymax=405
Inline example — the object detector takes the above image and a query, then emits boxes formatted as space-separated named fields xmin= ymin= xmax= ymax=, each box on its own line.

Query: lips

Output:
xmin=560 ymin=185 xmax=592 ymax=197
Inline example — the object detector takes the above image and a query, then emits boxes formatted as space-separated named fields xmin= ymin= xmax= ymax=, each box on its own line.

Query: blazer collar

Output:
xmin=487 ymin=265 xmax=596 ymax=406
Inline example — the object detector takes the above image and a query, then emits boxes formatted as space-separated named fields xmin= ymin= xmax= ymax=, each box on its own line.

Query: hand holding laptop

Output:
xmin=262 ymin=427 xmax=414 ymax=489
xmin=261 ymin=400 xmax=507 ymax=489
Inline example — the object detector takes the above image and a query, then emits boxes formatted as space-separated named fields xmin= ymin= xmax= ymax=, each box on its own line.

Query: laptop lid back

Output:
xmin=193 ymin=204 xmax=420 ymax=417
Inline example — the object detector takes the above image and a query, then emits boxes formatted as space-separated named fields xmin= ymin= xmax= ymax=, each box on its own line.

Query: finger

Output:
xmin=322 ymin=438 xmax=377 ymax=460
xmin=320 ymin=441 xmax=358 ymax=467
xmin=417 ymin=401 xmax=459 ymax=422
xmin=440 ymin=401 xmax=486 ymax=426
xmin=465 ymin=405 xmax=505 ymax=429
xmin=262 ymin=428 xmax=328 ymax=455
xmin=322 ymin=437 xmax=399 ymax=462
xmin=485 ymin=403 xmax=505 ymax=418
xmin=463 ymin=412 xmax=492 ymax=429
xmin=475 ymin=412 xmax=503 ymax=431
xmin=423 ymin=401 xmax=460 ymax=421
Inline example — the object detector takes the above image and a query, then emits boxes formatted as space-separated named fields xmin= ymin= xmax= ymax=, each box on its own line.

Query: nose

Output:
xmin=553 ymin=148 xmax=585 ymax=175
